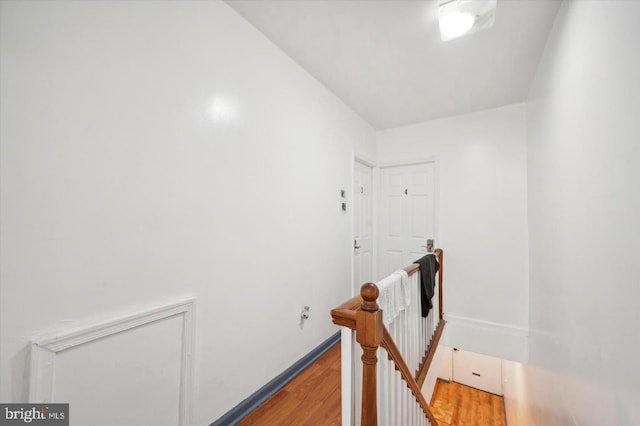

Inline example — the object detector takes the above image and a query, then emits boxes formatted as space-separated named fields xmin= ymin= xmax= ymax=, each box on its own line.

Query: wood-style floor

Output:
xmin=237 ymin=342 xmax=341 ymax=426
xmin=238 ymin=341 xmax=506 ymax=426
xmin=430 ymin=380 xmax=506 ymax=426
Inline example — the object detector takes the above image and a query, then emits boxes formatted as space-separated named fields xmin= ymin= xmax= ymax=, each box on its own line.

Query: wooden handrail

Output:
xmin=330 ymin=294 xmax=362 ymax=329
xmin=332 ymin=249 xmax=444 ymax=329
xmin=403 ymin=263 xmax=420 ymax=276
xmin=333 ymin=294 xmax=362 ymax=311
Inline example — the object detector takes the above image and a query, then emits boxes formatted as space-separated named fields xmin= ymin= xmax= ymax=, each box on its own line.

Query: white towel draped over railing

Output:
xmin=376 ymin=269 xmax=410 ymax=326
xmin=350 ymin=268 xmax=440 ymax=426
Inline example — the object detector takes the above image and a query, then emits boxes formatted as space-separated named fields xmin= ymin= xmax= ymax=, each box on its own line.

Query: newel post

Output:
xmin=356 ymin=283 xmax=383 ymax=426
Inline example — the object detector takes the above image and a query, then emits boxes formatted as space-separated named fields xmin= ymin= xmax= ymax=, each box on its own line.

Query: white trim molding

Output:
xmin=375 ymin=156 xmax=438 ymax=169
xmin=29 ymin=297 xmax=195 ymax=426
xmin=443 ymin=313 xmax=529 ymax=363
xmin=354 ymin=154 xmax=377 ymax=168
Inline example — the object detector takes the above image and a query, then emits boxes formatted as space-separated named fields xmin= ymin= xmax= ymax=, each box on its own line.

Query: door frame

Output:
xmin=353 ymin=155 xmax=376 ymax=296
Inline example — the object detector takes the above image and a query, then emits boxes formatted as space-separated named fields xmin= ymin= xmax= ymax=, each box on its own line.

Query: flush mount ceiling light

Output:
xmin=438 ymin=0 xmax=497 ymax=42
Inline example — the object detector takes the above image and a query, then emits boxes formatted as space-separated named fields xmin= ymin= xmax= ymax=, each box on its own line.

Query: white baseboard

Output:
xmin=443 ymin=314 xmax=529 ymax=363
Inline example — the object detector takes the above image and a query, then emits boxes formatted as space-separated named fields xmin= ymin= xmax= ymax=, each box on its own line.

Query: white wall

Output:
xmin=376 ymin=104 xmax=530 ymax=362
xmin=0 ymin=1 xmax=375 ymax=423
xmin=525 ymin=0 xmax=640 ymax=424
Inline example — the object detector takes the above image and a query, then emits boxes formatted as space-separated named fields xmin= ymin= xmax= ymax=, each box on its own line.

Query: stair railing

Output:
xmin=331 ymin=249 xmax=444 ymax=425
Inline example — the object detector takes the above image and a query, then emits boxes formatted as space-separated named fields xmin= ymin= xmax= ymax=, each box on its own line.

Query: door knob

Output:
xmin=422 ymin=239 xmax=434 ymax=252
xmin=354 ymin=239 xmax=361 ymax=250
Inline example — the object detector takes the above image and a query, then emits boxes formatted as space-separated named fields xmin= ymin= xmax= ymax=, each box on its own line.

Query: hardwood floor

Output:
xmin=430 ymin=380 xmax=506 ymax=426
xmin=237 ymin=342 xmax=341 ymax=426
xmin=238 ymin=342 xmax=505 ymax=426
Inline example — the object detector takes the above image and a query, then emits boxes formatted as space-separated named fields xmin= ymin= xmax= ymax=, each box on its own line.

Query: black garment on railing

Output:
xmin=413 ymin=254 xmax=439 ymax=317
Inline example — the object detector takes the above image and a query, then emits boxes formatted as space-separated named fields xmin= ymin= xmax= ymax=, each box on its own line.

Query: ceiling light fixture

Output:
xmin=438 ymin=0 xmax=497 ymax=42
xmin=439 ymin=10 xmax=474 ymax=40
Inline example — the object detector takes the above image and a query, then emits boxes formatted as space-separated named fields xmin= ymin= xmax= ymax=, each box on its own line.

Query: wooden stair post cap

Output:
xmin=360 ymin=283 xmax=379 ymax=312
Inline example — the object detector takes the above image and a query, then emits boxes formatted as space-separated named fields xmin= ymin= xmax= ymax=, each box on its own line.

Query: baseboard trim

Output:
xmin=210 ymin=331 xmax=341 ymax=426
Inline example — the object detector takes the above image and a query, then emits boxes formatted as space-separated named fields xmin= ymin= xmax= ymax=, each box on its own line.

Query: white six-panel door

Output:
xmin=353 ymin=161 xmax=373 ymax=289
xmin=378 ymin=162 xmax=436 ymax=279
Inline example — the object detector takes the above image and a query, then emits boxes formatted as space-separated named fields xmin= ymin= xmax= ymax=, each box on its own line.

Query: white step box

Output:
xmin=452 ymin=348 xmax=503 ymax=395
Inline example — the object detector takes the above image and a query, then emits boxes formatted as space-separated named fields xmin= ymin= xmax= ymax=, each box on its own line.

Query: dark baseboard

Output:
xmin=210 ymin=331 xmax=341 ymax=426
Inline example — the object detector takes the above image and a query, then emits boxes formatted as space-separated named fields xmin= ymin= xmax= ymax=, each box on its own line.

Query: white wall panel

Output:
xmin=54 ymin=317 xmax=182 ymax=426
xmin=29 ymin=299 xmax=194 ymax=426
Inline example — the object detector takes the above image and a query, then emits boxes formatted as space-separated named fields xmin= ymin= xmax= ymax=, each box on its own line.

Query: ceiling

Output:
xmin=226 ymin=0 xmax=562 ymax=130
